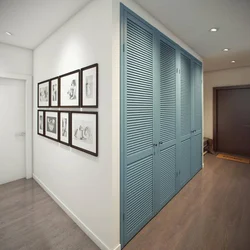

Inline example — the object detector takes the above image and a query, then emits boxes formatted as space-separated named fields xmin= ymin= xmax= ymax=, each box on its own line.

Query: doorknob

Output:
xmin=15 ymin=132 xmax=26 ymax=137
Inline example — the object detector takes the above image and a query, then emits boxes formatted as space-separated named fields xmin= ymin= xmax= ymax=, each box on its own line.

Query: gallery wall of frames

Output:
xmin=37 ymin=64 xmax=98 ymax=157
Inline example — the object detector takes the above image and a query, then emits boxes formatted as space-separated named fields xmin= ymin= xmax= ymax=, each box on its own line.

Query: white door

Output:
xmin=0 ymin=77 xmax=26 ymax=185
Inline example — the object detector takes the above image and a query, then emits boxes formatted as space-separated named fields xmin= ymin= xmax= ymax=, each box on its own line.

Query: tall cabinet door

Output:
xmin=191 ymin=61 xmax=203 ymax=176
xmin=156 ymin=37 xmax=177 ymax=211
xmin=179 ymin=52 xmax=192 ymax=188
xmin=122 ymin=13 xmax=155 ymax=245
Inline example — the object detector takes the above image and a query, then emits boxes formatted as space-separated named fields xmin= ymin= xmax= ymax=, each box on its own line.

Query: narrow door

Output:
xmin=0 ymin=78 xmax=26 ymax=185
xmin=191 ymin=62 xmax=203 ymax=175
xmin=121 ymin=12 xmax=155 ymax=245
xmin=217 ymin=88 xmax=250 ymax=157
xmin=157 ymin=37 xmax=177 ymax=210
xmin=179 ymin=53 xmax=192 ymax=187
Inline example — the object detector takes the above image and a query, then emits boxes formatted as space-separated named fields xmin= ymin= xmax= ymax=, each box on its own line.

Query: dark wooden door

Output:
xmin=216 ymin=88 xmax=250 ymax=157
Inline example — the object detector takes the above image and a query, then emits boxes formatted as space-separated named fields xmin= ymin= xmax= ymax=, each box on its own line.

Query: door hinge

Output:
xmin=123 ymin=213 xmax=125 ymax=220
xmin=123 ymin=44 xmax=125 ymax=52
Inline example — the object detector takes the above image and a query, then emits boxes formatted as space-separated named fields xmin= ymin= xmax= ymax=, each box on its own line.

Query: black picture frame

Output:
xmin=59 ymin=111 xmax=71 ymax=146
xmin=59 ymin=70 xmax=80 ymax=108
xmin=81 ymin=64 xmax=98 ymax=108
xmin=50 ymin=77 xmax=60 ymax=107
xmin=38 ymin=80 xmax=50 ymax=108
xmin=44 ymin=110 xmax=59 ymax=142
xmin=70 ymin=111 xmax=98 ymax=156
xmin=37 ymin=110 xmax=45 ymax=136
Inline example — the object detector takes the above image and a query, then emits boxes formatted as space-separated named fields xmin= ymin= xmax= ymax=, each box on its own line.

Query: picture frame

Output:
xmin=70 ymin=112 xmax=98 ymax=156
xmin=44 ymin=111 xmax=59 ymax=142
xmin=59 ymin=70 xmax=80 ymax=108
xmin=59 ymin=111 xmax=71 ymax=146
xmin=50 ymin=77 xmax=59 ymax=107
xmin=81 ymin=64 xmax=98 ymax=108
xmin=37 ymin=110 xmax=45 ymax=136
xmin=38 ymin=80 xmax=50 ymax=107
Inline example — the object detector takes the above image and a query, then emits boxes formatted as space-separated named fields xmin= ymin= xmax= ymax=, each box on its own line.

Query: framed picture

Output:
xmin=81 ymin=64 xmax=98 ymax=108
xmin=50 ymin=77 xmax=59 ymax=107
xmin=71 ymin=112 xmax=98 ymax=156
xmin=38 ymin=80 xmax=50 ymax=107
xmin=45 ymin=111 xmax=59 ymax=141
xmin=59 ymin=70 xmax=80 ymax=107
xmin=37 ymin=110 xmax=45 ymax=136
xmin=59 ymin=111 xmax=70 ymax=146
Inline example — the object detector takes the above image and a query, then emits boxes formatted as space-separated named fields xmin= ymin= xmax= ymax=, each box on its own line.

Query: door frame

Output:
xmin=0 ymin=72 xmax=33 ymax=179
xmin=213 ymin=84 xmax=250 ymax=151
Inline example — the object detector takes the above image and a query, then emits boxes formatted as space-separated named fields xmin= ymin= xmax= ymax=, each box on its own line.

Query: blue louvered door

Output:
xmin=121 ymin=12 xmax=155 ymax=245
xmin=121 ymin=5 xmax=203 ymax=248
xmin=179 ymin=52 xmax=192 ymax=187
xmin=156 ymin=36 xmax=178 ymax=211
xmin=191 ymin=61 xmax=203 ymax=176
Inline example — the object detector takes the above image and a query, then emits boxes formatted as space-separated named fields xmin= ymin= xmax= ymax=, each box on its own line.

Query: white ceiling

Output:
xmin=0 ymin=0 xmax=250 ymax=71
xmin=134 ymin=0 xmax=250 ymax=72
xmin=0 ymin=0 xmax=90 ymax=49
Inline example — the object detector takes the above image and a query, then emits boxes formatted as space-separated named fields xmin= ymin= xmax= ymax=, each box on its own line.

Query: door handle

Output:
xmin=159 ymin=141 xmax=163 ymax=145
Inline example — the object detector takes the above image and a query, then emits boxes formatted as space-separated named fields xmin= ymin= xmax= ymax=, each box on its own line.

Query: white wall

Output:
xmin=0 ymin=43 xmax=32 ymax=75
xmin=204 ymin=66 xmax=250 ymax=139
xmin=111 ymin=0 xmax=203 ymax=248
xmin=33 ymin=1 xmax=116 ymax=250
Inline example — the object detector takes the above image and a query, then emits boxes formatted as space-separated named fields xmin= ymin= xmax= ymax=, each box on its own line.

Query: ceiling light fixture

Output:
xmin=223 ymin=48 xmax=230 ymax=52
xmin=231 ymin=60 xmax=236 ymax=63
xmin=210 ymin=28 xmax=219 ymax=32
xmin=5 ymin=31 xmax=12 ymax=36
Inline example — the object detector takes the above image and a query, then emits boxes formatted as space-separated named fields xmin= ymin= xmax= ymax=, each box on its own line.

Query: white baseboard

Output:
xmin=113 ymin=244 xmax=121 ymax=250
xmin=33 ymin=174 xmax=118 ymax=250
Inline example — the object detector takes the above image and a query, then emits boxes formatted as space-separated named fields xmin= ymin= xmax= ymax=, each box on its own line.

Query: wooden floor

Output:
xmin=1 ymin=154 xmax=250 ymax=250
xmin=0 ymin=179 xmax=99 ymax=250
xmin=124 ymin=154 xmax=250 ymax=250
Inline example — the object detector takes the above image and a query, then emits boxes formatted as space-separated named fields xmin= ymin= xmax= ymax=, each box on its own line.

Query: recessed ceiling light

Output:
xmin=5 ymin=31 xmax=12 ymax=36
xmin=231 ymin=60 xmax=236 ymax=63
xmin=223 ymin=48 xmax=230 ymax=52
xmin=210 ymin=28 xmax=219 ymax=32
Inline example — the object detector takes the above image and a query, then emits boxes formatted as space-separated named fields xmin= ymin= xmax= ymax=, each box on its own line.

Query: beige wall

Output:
xmin=204 ymin=66 xmax=250 ymax=139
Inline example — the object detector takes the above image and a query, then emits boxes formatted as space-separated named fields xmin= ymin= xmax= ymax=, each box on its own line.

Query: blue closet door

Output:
xmin=157 ymin=37 xmax=177 ymax=210
xmin=193 ymin=62 xmax=202 ymax=134
xmin=191 ymin=133 xmax=202 ymax=175
xmin=191 ymin=61 xmax=203 ymax=175
xmin=122 ymin=12 xmax=155 ymax=245
xmin=179 ymin=52 xmax=192 ymax=187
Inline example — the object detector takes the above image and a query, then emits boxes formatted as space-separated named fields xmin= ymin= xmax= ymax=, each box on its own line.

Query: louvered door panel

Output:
xmin=193 ymin=62 xmax=202 ymax=133
xmin=159 ymin=145 xmax=176 ymax=206
xmin=180 ymin=139 xmax=191 ymax=187
xmin=191 ymin=133 xmax=202 ymax=176
xmin=160 ymin=40 xmax=176 ymax=144
xmin=126 ymin=19 xmax=153 ymax=157
xmin=124 ymin=14 xmax=154 ymax=245
xmin=179 ymin=53 xmax=192 ymax=189
xmin=180 ymin=54 xmax=191 ymax=138
xmin=158 ymin=38 xmax=177 ymax=211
